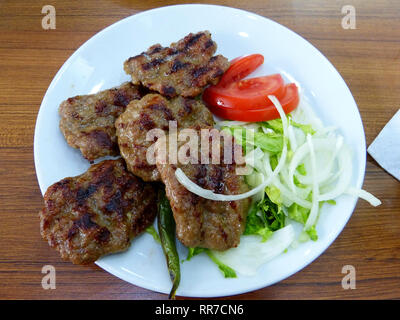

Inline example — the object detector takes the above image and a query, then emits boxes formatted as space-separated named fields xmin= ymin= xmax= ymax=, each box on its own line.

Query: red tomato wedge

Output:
xmin=203 ymin=74 xmax=285 ymax=110
xmin=217 ymin=54 xmax=264 ymax=87
xmin=205 ymin=83 xmax=300 ymax=122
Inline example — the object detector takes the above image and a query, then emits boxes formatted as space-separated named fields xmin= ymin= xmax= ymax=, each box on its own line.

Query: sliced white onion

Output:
xmin=287 ymin=123 xmax=298 ymax=152
xmin=288 ymin=138 xmax=337 ymax=192
xmin=268 ymin=95 xmax=288 ymax=133
xmin=304 ymin=134 xmax=320 ymax=230
xmin=296 ymin=135 xmax=344 ymax=186
xmin=317 ymin=145 xmax=352 ymax=201
xmin=263 ymin=152 xmax=313 ymax=209
xmin=245 ymin=147 xmax=264 ymax=168
xmin=212 ymin=224 xmax=295 ymax=276
xmin=293 ymin=126 xmax=306 ymax=147
xmin=279 ymin=167 xmax=312 ymax=200
xmin=345 ymin=187 xmax=382 ymax=206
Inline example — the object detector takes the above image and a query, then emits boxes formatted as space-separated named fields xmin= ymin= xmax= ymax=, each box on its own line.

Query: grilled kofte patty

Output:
xmin=59 ymin=82 xmax=145 ymax=161
xmin=39 ymin=159 xmax=158 ymax=264
xmin=155 ymin=127 xmax=251 ymax=251
xmin=123 ymin=31 xmax=230 ymax=98
xmin=115 ymin=93 xmax=214 ymax=182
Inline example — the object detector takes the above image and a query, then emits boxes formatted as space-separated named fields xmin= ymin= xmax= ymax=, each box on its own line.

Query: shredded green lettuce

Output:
xmin=223 ymin=126 xmax=283 ymax=154
xmin=262 ymin=119 xmax=284 ymax=133
xmin=244 ymin=189 xmax=286 ymax=242
xmin=263 ymin=117 xmax=315 ymax=136
xmin=296 ymin=163 xmax=307 ymax=175
xmin=306 ymin=226 xmax=318 ymax=241
xmin=290 ymin=119 xmax=316 ymax=135
xmin=288 ymin=203 xmax=310 ymax=225
xmin=293 ymin=175 xmax=307 ymax=188
xmin=243 ymin=203 xmax=273 ymax=242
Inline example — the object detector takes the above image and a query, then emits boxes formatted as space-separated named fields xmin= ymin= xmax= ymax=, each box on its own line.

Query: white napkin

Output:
xmin=367 ymin=109 xmax=400 ymax=181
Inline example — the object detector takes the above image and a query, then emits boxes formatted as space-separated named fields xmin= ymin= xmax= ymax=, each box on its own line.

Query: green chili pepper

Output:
xmin=157 ymin=189 xmax=180 ymax=299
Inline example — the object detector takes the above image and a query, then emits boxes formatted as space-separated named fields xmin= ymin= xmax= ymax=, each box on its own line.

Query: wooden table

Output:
xmin=0 ymin=0 xmax=399 ymax=300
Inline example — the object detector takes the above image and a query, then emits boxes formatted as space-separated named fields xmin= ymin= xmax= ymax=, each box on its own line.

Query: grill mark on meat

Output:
xmin=210 ymin=166 xmax=224 ymax=194
xmin=88 ymin=130 xmax=114 ymax=149
xmin=95 ymin=101 xmax=108 ymax=114
xmin=184 ymin=32 xmax=205 ymax=50
xmin=55 ymin=180 xmax=75 ymax=201
xmin=209 ymin=56 xmax=218 ymax=63
xmin=160 ymin=85 xmax=176 ymax=97
xmin=128 ymin=53 xmax=143 ymax=62
xmin=77 ymin=213 xmax=98 ymax=230
xmin=204 ymin=39 xmax=214 ymax=49
xmin=194 ymin=164 xmax=207 ymax=188
xmin=229 ymin=201 xmax=237 ymax=210
xmin=218 ymin=225 xmax=228 ymax=242
xmin=167 ymin=48 xmax=180 ymax=56
xmin=113 ymin=91 xmax=133 ymax=107
xmin=95 ymin=227 xmax=111 ymax=243
xmin=139 ymin=113 xmax=156 ymax=130
xmin=67 ymin=214 xmax=104 ymax=241
xmin=148 ymin=103 xmax=175 ymax=121
xmin=105 ymin=190 xmax=123 ymax=217
xmin=148 ymin=45 xmax=163 ymax=55
xmin=67 ymin=213 xmax=99 ymax=240
xmin=134 ymin=162 xmax=157 ymax=170
xmin=192 ymin=66 xmax=210 ymax=79
xmin=142 ymin=58 xmax=165 ymax=70
xmin=170 ymin=59 xmax=190 ymax=73
xmin=67 ymin=226 xmax=78 ymax=240
xmin=183 ymin=99 xmax=193 ymax=114
xmin=76 ymin=185 xmax=97 ymax=205
xmin=213 ymin=68 xmax=224 ymax=78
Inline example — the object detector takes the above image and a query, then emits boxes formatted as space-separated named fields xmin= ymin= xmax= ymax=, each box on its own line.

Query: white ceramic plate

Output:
xmin=34 ymin=4 xmax=365 ymax=297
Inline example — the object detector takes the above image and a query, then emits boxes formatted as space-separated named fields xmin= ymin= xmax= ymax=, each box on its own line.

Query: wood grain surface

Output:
xmin=0 ymin=0 xmax=399 ymax=300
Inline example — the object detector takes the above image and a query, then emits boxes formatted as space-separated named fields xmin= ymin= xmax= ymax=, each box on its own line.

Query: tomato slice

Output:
xmin=203 ymin=74 xmax=285 ymax=110
xmin=205 ymin=83 xmax=300 ymax=122
xmin=217 ymin=54 xmax=264 ymax=87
